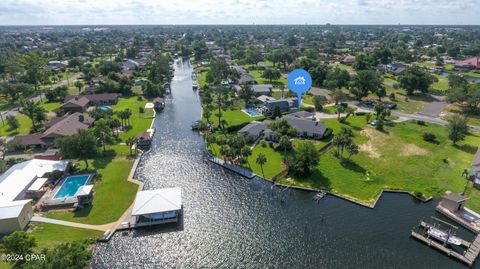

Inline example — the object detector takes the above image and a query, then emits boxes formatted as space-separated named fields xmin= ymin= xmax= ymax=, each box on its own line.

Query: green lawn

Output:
xmin=431 ymin=74 xmax=449 ymax=93
xmin=113 ymin=96 xmax=153 ymax=141
xmin=0 ymin=115 xmax=32 ymax=136
xmin=47 ymin=146 xmax=138 ymax=225
xmin=28 ymin=222 xmax=103 ymax=250
xmin=247 ymin=144 xmax=285 ymax=179
xmin=249 ymin=70 xmax=287 ymax=87
xmin=205 ymin=109 xmax=264 ymax=129
xmin=279 ymin=116 xmax=480 ymax=208
xmin=39 ymin=101 xmax=61 ymax=112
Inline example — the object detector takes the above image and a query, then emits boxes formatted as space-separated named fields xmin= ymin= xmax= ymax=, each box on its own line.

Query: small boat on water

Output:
xmin=427 ymin=226 xmax=462 ymax=246
xmin=192 ymin=80 xmax=198 ymax=90
xmin=191 ymin=72 xmax=197 ymax=79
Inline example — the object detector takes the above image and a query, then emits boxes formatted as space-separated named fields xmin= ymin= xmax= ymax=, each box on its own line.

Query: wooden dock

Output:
xmin=313 ymin=191 xmax=327 ymax=203
xmin=411 ymin=221 xmax=480 ymax=267
xmin=207 ymin=156 xmax=256 ymax=179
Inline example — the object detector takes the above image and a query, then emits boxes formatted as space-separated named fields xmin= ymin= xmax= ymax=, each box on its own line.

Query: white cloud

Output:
xmin=0 ymin=0 xmax=478 ymax=25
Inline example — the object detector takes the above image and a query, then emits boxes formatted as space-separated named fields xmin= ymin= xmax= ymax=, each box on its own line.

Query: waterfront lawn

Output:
xmin=47 ymin=148 xmax=138 ymax=225
xmin=0 ymin=115 xmax=33 ymax=136
xmin=114 ymin=96 xmax=153 ymax=141
xmin=247 ymin=144 xmax=285 ymax=179
xmin=28 ymin=222 xmax=102 ymax=250
xmin=205 ymin=109 xmax=264 ymax=129
xmin=279 ymin=116 xmax=480 ymax=209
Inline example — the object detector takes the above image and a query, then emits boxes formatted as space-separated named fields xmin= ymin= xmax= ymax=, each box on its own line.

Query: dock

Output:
xmin=207 ymin=156 xmax=256 ymax=179
xmin=411 ymin=220 xmax=480 ymax=267
xmin=312 ymin=191 xmax=327 ymax=203
xmin=436 ymin=204 xmax=480 ymax=234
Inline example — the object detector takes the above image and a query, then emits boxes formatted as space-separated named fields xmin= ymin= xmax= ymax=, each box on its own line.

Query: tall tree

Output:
xmin=238 ymin=84 xmax=254 ymax=107
xmin=55 ymin=129 xmax=98 ymax=169
xmin=256 ymin=153 xmax=267 ymax=178
xmin=350 ymin=70 xmax=383 ymax=100
xmin=399 ymin=67 xmax=436 ymax=95
xmin=19 ymin=100 xmax=46 ymax=132
xmin=1 ymin=231 xmax=36 ymax=267
xmin=447 ymin=115 xmax=468 ymax=145
xmin=261 ymin=69 xmax=281 ymax=84
xmin=93 ymin=119 xmax=114 ymax=152
xmin=19 ymin=51 xmax=47 ymax=97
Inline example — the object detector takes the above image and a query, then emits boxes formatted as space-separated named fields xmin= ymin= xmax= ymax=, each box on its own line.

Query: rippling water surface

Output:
xmin=92 ymin=60 xmax=476 ymax=269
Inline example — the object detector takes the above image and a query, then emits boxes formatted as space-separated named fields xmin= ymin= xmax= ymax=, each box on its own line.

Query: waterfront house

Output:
xmin=284 ymin=116 xmax=327 ymax=140
xmin=131 ymin=187 xmax=183 ymax=227
xmin=238 ymin=122 xmax=268 ymax=141
xmin=0 ymin=159 xmax=69 ymax=234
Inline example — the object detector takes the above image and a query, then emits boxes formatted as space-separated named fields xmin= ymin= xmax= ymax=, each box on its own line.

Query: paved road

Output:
xmin=417 ymin=101 xmax=448 ymax=117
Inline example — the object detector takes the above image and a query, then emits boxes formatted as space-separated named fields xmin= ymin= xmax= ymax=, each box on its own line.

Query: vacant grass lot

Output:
xmin=279 ymin=116 xmax=480 ymax=209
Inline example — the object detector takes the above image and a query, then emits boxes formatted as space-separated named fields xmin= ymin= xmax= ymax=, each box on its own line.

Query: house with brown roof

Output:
xmin=60 ymin=96 xmax=90 ymax=113
xmin=40 ymin=113 xmax=94 ymax=144
xmin=10 ymin=134 xmax=46 ymax=149
xmin=61 ymin=93 xmax=119 ymax=113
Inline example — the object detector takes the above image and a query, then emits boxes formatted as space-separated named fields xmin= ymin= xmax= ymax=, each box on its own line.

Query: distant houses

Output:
xmin=455 ymin=57 xmax=480 ymax=71
xmin=264 ymin=98 xmax=298 ymax=113
xmin=377 ymin=63 xmax=407 ymax=75
xmin=234 ymin=84 xmax=273 ymax=96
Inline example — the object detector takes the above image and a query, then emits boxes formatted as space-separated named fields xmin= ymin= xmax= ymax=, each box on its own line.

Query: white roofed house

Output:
xmin=0 ymin=200 xmax=33 ymax=234
xmin=131 ymin=187 xmax=183 ymax=227
xmin=0 ymin=159 xmax=69 ymax=234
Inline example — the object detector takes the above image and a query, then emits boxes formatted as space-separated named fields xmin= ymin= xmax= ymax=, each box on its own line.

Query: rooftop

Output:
xmin=132 ymin=187 xmax=182 ymax=216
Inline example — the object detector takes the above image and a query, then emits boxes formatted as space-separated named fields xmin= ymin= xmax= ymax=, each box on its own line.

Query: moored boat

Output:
xmin=427 ymin=226 xmax=462 ymax=246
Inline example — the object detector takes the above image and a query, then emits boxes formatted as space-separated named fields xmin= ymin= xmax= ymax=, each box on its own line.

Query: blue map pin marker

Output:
xmin=287 ymin=69 xmax=312 ymax=108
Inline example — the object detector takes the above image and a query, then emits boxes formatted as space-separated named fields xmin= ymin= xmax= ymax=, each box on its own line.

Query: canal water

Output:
xmin=92 ymin=60 xmax=477 ymax=269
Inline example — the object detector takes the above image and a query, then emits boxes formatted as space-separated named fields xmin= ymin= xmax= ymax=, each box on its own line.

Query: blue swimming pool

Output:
xmin=242 ymin=108 xmax=262 ymax=117
xmin=54 ymin=174 xmax=91 ymax=199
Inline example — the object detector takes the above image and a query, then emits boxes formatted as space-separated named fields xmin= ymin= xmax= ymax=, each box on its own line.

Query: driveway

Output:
xmin=418 ymin=101 xmax=448 ymax=117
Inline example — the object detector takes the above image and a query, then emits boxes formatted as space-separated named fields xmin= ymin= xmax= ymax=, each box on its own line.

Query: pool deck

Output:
xmin=38 ymin=174 xmax=94 ymax=209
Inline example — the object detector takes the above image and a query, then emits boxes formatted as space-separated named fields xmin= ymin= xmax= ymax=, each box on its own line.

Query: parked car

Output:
xmin=369 ymin=120 xmax=394 ymax=126
xmin=360 ymin=100 xmax=378 ymax=108
xmin=384 ymin=102 xmax=397 ymax=109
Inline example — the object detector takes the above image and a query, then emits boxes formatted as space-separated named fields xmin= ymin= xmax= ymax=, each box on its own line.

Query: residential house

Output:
xmin=122 ymin=59 xmax=139 ymax=71
xmin=265 ymin=98 xmax=298 ymax=114
xmin=60 ymin=96 xmax=90 ymax=113
xmin=238 ymin=122 xmax=268 ymax=141
xmin=41 ymin=113 xmax=94 ymax=144
xmin=377 ymin=63 xmax=407 ymax=75
xmin=46 ymin=60 xmax=69 ymax=71
xmin=10 ymin=134 xmax=46 ymax=150
xmin=256 ymin=95 xmax=276 ymax=104
xmin=62 ymin=93 xmax=119 ymax=112
xmin=455 ymin=57 xmax=480 ymax=71
xmin=342 ymin=55 xmax=356 ymax=65
xmin=284 ymin=116 xmax=327 ymax=140
xmin=234 ymin=84 xmax=272 ymax=96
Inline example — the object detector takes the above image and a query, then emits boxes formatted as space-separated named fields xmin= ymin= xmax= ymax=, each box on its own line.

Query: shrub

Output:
xmin=389 ymin=92 xmax=396 ymax=100
xmin=261 ymin=141 xmax=267 ymax=148
xmin=139 ymin=107 xmax=145 ymax=113
xmin=423 ymin=132 xmax=436 ymax=142
xmin=323 ymin=128 xmax=333 ymax=138
xmin=304 ymin=107 xmax=314 ymax=112
xmin=413 ymin=191 xmax=424 ymax=198
xmin=268 ymin=142 xmax=274 ymax=148
xmin=416 ymin=120 xmax=426 ymax=126
xmin=137 ymin=95 xmax=143 ymax=101
xmin=48 ymin=170 xmax=64 ymax=183
xmin=355 ymin=111 xmax=367 ymax=116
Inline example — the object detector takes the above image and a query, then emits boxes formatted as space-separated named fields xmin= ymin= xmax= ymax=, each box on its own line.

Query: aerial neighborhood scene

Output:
xmin=0 ymin=0 xmax=480 ymax=268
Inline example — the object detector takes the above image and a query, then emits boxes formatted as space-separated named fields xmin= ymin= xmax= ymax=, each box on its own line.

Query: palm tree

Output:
xmin=126 ymin=137 xmax=137 ymax=156
xmin=74 ymin=80 xmax=84 ymax=93
xmin=241 ymin=146 xmax=252 ymax=168
xmin=204 ymin=132 xmax=217 ymax=155
xmin=256 ymin=153 xmax=267 ymax=178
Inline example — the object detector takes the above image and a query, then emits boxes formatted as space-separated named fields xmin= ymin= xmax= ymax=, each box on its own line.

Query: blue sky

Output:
xmin=0 ymin=0 xmax=478 ymax=25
